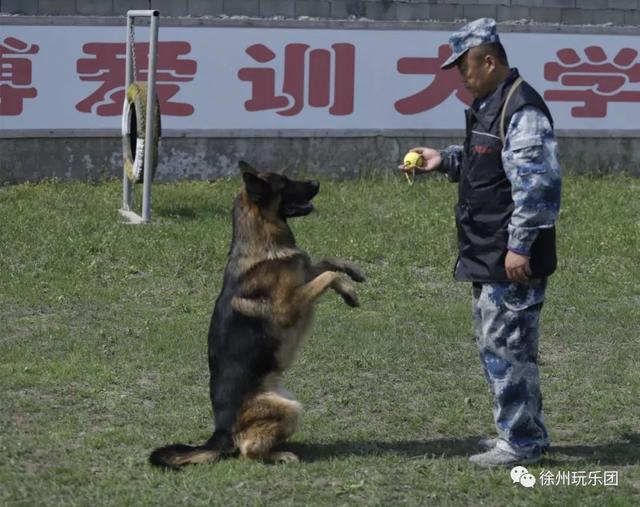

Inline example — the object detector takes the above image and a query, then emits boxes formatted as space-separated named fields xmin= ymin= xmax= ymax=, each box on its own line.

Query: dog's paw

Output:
xmin=333 ymin=278 xmax=360 ymax=307
xmin=344 ymin=262 xmax=366 ymax=283
xmin=341 ymin=289 xmax=360 ymax=307
xmin=269 ymin=451 xmax=300 ymax=464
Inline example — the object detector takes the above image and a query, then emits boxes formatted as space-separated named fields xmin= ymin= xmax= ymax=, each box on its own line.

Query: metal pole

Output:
xmin=141 ymin=10 xmax=159 ymax=223
xmin=122 ymin=14 xmax=134 ymax=212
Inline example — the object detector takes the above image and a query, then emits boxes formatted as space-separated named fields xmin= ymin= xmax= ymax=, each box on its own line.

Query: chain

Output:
xmin=128 ymin=18 xmax=146 ymax=129
xmin=129 ymin=19 xmax=138 ymax=84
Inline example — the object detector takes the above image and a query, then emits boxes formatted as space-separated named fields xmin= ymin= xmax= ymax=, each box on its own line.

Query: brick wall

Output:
xmin=1 ymin=0 xmax=639 ymax=26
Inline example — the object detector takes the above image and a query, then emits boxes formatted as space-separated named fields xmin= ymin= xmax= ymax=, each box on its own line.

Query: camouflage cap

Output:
xmin=441 ymin=17 xmax=501 ymax=70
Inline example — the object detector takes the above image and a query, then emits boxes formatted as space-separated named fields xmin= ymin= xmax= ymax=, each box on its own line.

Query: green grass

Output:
xmin=1 ymin=174 xmax=639 ymax=506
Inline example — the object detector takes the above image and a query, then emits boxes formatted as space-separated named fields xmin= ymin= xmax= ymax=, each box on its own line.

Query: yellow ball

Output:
xmin=403 ymin=151 xmax=423 ymax=169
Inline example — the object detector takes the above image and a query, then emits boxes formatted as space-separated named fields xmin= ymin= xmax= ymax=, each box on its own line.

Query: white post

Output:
xmin=141 ymin=11 xmax=159 ymax=223
xmin=119 ymin=9 xmax=159 ymax=224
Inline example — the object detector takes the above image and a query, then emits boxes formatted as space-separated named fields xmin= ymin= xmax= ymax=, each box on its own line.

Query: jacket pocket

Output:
xmin=509 ymin=135 xmax=545 ymax=175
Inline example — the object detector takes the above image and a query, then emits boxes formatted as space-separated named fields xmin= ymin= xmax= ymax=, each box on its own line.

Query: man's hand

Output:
xmin=399 ymin=147 xmax=442 ymax=173
xmin=505 ymin=250 xmax=532 ymax=283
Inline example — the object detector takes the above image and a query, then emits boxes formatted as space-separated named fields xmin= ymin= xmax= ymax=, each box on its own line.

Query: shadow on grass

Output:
xmin=287 ymin=436 xmax=484 ymax=462
xmin=286 ymin=433 xmax=640 ymax=466
xmin=154 ymin=204 xmax=230 ymax=220
xmin=546 ymin=433 xmax=640 ymax=467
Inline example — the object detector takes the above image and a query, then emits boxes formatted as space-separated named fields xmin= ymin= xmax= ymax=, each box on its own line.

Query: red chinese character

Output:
xmin=238 ymin=43 xmax=355 ymax=116
xmin=0 ymin=37 xmax=39 ymax=116
xmin=544 ymin=46 xmax=640 ymax=117
xmin=394 ymin=44 xmax=473 ymax=115
xmin=76 ymin=41 xmax=197 ymax=116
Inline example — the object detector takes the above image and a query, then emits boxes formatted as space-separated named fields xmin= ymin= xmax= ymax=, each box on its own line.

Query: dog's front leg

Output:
xmin=295 ymin=271 xmax=359 ymax=309
xmin=311 ymin=257 xmax=366 ymax=282
xmin=231 ymin=297 xmax=272 ymax=318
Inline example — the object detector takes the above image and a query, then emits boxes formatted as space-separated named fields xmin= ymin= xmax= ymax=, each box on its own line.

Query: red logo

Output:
xmin=472 ymin=145 xmax=495 ymax=155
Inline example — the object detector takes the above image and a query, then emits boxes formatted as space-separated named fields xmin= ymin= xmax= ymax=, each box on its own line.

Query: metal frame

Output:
xmin=119 ymin=9 xmax=159 ymax=224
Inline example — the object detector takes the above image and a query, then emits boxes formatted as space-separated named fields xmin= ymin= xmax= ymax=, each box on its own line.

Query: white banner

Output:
xmin=1 ymin=25 xmax=639 ymax=132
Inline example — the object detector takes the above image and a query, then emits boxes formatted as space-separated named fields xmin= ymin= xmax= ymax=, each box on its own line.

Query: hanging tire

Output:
xmin=122 ymin=82 xmax=161 ymax=183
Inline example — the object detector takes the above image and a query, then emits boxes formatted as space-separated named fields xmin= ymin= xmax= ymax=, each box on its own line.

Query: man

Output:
xmin=404 ymin=18 xmax=562 ymax=467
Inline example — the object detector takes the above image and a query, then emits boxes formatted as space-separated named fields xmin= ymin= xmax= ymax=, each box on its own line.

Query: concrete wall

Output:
xmin=2 ymin=131 xmax=638 ymax=185
xmin=2 ymin=0 xmax=640 ymax=26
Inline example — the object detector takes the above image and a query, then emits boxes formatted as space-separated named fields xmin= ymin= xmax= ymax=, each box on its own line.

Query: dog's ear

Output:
xmin=242 ymin=171 xmax=270 ymax=203
xmin=238 ymin=160 xmax=257 ymax=175
xmin=239 ymin=160 xmax=268 ymax=203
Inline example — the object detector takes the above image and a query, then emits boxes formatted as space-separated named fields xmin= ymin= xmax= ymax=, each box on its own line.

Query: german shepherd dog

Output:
xmin=149 ymin=161 xmax=365 ymax=469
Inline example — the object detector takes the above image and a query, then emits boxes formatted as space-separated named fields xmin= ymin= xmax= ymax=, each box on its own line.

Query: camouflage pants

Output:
xmin=472 ymin=279 xmax=549 ymax=455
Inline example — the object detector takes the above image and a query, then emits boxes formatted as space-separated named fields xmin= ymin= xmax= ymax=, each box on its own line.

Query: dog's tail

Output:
xmin=149 ymin=431 xmax=234 ymax=470
xmin=149 ymin=443 xmax=221 ymax=470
